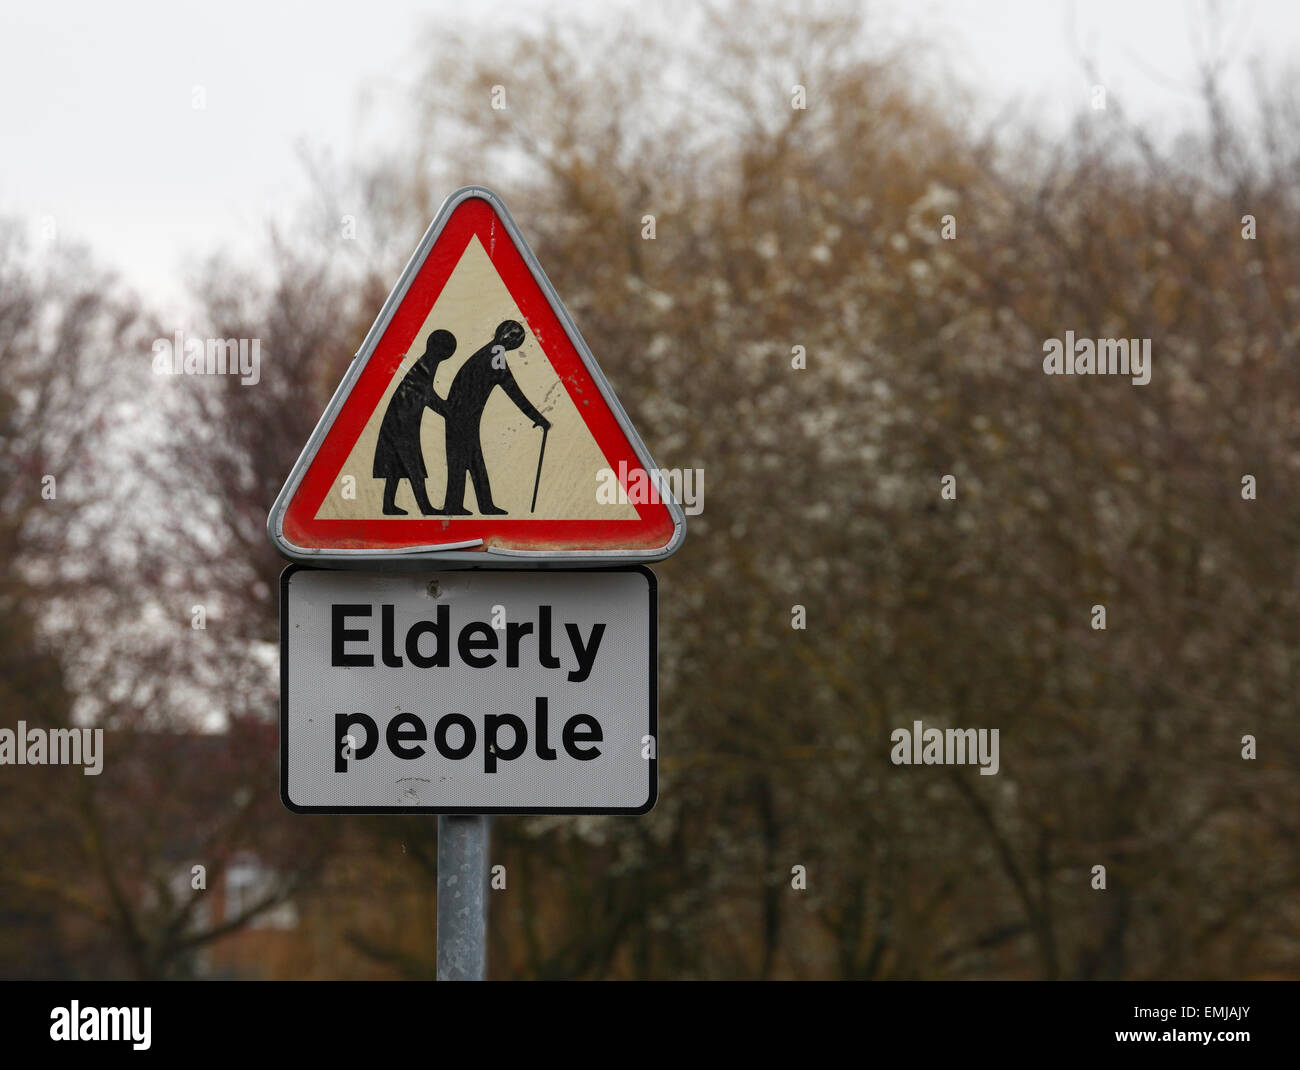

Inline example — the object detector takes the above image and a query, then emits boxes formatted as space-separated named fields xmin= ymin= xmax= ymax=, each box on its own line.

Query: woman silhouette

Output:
xmin=373 ymin=329 xmax=457 ymax=515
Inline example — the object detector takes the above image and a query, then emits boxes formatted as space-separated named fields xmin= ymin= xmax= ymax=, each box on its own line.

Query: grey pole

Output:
xmin=437 ymin=814 xmax=489 ymax=980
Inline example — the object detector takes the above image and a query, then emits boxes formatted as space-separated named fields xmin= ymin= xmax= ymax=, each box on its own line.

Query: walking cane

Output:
xmin=530 ymin=424 xmax=549 ymax=513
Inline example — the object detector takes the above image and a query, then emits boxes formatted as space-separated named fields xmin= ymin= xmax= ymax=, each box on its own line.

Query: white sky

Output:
xmin=0 ymin=0 xmax=1294 ymax=317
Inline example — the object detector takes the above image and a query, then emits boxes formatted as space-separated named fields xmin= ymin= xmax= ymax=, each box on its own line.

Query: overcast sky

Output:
xmin=1 ymin=1 xmax=1294 ymax=317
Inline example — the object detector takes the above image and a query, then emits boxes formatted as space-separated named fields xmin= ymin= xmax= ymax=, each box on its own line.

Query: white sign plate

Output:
xmin=280 ymin=565 xmax=656 ymax=814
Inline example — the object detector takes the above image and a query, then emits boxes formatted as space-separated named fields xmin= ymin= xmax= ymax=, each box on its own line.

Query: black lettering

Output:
xmin=484 ymin=713 xmax=527 ymax=773
xmin=533 ymin=696 xmax=557 ymax=759
xmin=566 ymin=622 xmax=606 ymax=682
xmin=380 ymin=604 xmax=403 ymax=667
xmin=504 ymin=619 xmax=533 ymax=667
xmin=434 ymin=713 xmax=476 ymax=760
xmin=331 ymin=605 xmax=373 ymax=666
xmin=406 ymin=604 xmax=450 ymax=667
xmin=562 ymin=714 xmax=602 ymax=760
xmin=387 ymin=712 xmax=427 ymax=759
xmin=537 ymin=605 xmax=561 ymax=668
xmin=458 ymin=622 xmax=498 ymax=668
xmin=335 ymin=712 xmax=378 ymax=772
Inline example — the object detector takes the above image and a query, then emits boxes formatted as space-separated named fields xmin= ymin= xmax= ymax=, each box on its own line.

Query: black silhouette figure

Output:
xmin=373 ymin=329 xmax=457 ymax=515
xmin=441 ymin=320 xmax=550 ymax=515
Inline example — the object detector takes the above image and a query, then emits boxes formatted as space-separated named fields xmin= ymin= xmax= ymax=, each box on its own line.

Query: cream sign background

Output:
xmin=317 ymin=236 xmax=639 ymax=522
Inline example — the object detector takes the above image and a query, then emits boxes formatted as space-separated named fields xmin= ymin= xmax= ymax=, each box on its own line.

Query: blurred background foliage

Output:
xmin=0 ymin=1 xmax=1297 ymax=979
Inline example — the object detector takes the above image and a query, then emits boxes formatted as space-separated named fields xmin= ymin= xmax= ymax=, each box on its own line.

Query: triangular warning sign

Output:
xmin=268 ymin=186 xmax=686 ymax=565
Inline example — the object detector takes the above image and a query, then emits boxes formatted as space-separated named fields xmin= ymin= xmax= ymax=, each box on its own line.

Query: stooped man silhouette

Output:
xmin=441 ymin=319 xmax=550 ymax=515
xmin=373 ymin=329 xmax=457 ymax=515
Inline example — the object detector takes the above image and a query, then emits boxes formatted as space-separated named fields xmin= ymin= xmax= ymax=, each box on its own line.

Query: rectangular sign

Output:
xmin=280 ymin=565 xmax=656 ymax=814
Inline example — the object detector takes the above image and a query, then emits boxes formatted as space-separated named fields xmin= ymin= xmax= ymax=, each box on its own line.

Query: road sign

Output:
xmin=280 ymin=564 xmax=657 ymax=814
xmin=267 ymin=185 xmax=686 ymax=566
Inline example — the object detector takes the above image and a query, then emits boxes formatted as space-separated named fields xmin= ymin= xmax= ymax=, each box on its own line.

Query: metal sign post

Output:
xmin=437 ymin=815 xmax=488 ymax=980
